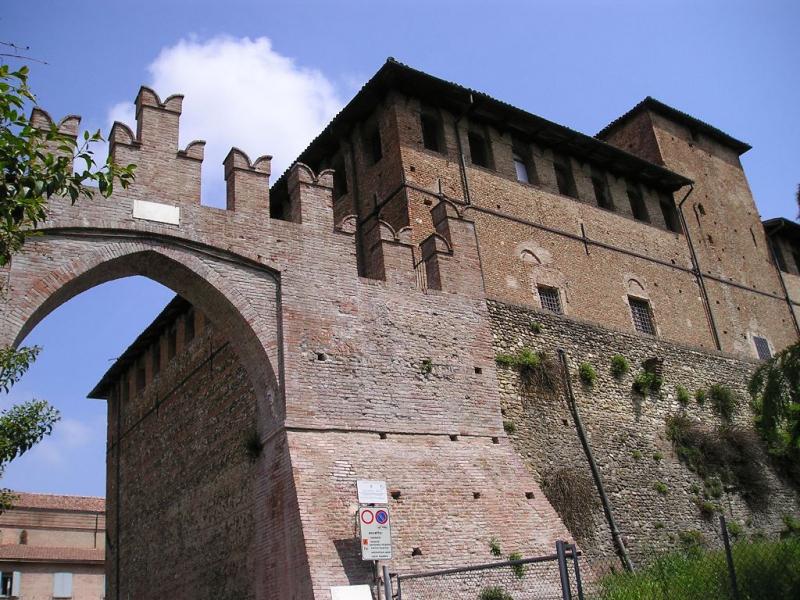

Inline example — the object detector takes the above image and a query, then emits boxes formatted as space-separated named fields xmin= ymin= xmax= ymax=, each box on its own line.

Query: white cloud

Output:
xmin=28 ymin=417 xmax=95 ymax=467
xmin=107 ymin=35 xmax=343 ymax=206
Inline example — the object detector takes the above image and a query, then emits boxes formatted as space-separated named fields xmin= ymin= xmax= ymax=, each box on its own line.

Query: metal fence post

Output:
xmin=720 ymin=515 xmax=741 ymax=600
xmin=556 ymin=540 xmax=573 ymax=600
xmin=569 ymin=544 xmax=585 ymax=600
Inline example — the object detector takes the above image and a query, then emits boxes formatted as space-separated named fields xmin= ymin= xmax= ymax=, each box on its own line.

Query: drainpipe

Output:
xmin=676 ymin=186 xmax=722 ymax=351
xmin=347 ymin=139 xmax=367 ymax=277
xmin=453 ymin=94 xmax=475 ymax=205
xmin=114 ymin=384 xmax=122 ymax=600
xmin=557 ymin=349 xmax=634 ymax=572
xmin=766 ymin=221 xmax=800 ymax=338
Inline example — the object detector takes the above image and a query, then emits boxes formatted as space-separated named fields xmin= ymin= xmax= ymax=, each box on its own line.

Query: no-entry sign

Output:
xmin=359 ymin=506 xmax=392 ymax=560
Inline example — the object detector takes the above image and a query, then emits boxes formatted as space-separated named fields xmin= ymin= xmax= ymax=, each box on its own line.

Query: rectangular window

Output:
xmin=513 ymin=154 xmax=529 ymax=183
xmin=627 ymin=184 xmax=649 ymax=222
xmin=659 ymin=192 xmax=682 ymax=233
xmin=468 ymin=131 xmax=491 ymax=168
xmin=135 ymin=359 xmax=146 ymax=393
xmin=167 ymin=327 xmax=177 ymax=360
xmin=421 ymin=112 xmax=442 ymax=153
xmin=793 ymin=250 xmax=800 ymax=275
xmin=332 ymin=157 xmax=348 ymax=199
xmin=152 ymin=341 xmax=161 ymax=376
xmin=591 ymin=169 xmax=613 ymax=210
xmin=753 ymin=336 xmax=772 ymax=361
xmin=538 ymin=286 xmax=563 ymax=314
xmin=185 ymin=309 xmax=195 ymax=343
xmin=365 ymin=126 xmax=382 ymax=165
xmin=553 ymin=154 xmax=577 ymax=198
xmin=512 ymin=140 xmax=536 ymax=185
xmin=0 ymin=572 xmax=12 ymax=597
xmin=53 ymin=572 xmax=73 ymax=598
xmin=629 ymin=297 xmax=656 ymax=335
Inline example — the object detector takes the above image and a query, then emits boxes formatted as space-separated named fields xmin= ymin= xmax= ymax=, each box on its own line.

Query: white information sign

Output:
xmin=132 ymin=199 xmax=180 ymax=225
xmin=356 ymin=480 xmax=388 ymax=505
xmin=359 ymin=506 xmax=392 ymax=560
xmin=330 ymin=585 xmax=373 ymax=600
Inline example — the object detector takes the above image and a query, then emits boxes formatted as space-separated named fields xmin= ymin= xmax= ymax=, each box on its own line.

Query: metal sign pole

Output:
xmin=382 ymin=565 xmax=392 ymax=600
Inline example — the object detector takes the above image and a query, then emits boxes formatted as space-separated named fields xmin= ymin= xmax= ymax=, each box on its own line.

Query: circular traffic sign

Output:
xmin=375 ymin=509 xmax=389 ymax=525
xmin=360 ymin=509 xmax=374 ymax=524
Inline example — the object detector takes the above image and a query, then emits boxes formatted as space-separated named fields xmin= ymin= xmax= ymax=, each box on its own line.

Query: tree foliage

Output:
xmin=0 ymin=63 xmax=135 ymax=508
xmin=749 ymin=341 xmax=800 ymax=480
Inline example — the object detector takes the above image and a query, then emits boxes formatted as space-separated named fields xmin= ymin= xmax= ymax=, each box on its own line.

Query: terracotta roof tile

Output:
xmin=0 ymin=544 xmax=104 ymax=563
xmin=9 ymin=492 xmax=104 ymax=513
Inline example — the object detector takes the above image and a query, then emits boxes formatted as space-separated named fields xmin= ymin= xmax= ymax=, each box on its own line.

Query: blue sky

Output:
xmin=1 ymin=0 xmax=798 ymax=497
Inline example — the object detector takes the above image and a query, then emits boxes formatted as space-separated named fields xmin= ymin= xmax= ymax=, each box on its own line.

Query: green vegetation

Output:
xmin=653 ymin=481 xmax=668 ymax=495
xmin=502 ymin=420 xmax=516 ymax=434
xmin=579 ymin=362 xmax=597 ymax=386
xmin=695 ymin=388 xmax=707 ymax=405
xmin=489 ymin=537 xmax=502 ymax=557
xmin=610 ymin=354 xmax=630 ymax=378
xmin=652 ymin=451 xmax=664 ymax=462
xmin=665 ymin=414 xmax=769 ymax=509
xmin=508 ymin=551 xmax=525 ymax=579
xmin=420 ymin=358 xmax=433 ymax=375
xmin=633 ymin=371 xmax=663 ymax=398
xmin=782 ymin=514 xmax=800 ymax=538
xmin=727 ymin=520 xmax=743 ymax=539
xmin=479 ymin=587 xmax=514 ymax=600
xmin=495 ymin=348 xmax=558 ymax=390
xmin=676 ymin=385 xmax=691 ymax=406
xmin=530 ymin=321 xmax=542 ymax=334
xmin=708 ymin=384 xmax=737 ymax=420
xmin=631 ymin=450 xmax=642 ymax=460
xmin=596 ymin=538 xmax=800 ymax=600
xmin=749 ymin=341 xmax=800 ymax=486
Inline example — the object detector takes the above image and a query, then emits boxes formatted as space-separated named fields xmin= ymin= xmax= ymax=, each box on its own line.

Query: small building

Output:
xmin=0 ymin=492 xmax=105 ymax=599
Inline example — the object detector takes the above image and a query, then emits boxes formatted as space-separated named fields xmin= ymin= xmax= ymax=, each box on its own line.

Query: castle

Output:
xmin=2 ymin=59 xmax=799 ymax=599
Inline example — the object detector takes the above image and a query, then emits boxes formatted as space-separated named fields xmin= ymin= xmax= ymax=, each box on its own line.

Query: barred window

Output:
xmin=538 ymin=286 xmax=563 ymax=314
xmin=753 ymin=336 xmax=772 ymax=361
xmin=629 ymin=297 xmax=655 ymax=335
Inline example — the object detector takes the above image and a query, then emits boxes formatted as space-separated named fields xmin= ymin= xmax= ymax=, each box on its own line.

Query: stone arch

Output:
xmin=1 ymin=234 xmax=282 ymax=425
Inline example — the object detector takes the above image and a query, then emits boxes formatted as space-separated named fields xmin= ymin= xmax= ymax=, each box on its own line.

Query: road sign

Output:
xmin=359 ymin=505 xmax=392 ymax=560
xmin=356 ymin=480 xmax=388 ymax=504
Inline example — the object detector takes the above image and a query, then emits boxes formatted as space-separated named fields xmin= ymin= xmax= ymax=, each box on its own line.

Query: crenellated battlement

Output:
xmin=30 ymin=86 xmax=485 ymax=298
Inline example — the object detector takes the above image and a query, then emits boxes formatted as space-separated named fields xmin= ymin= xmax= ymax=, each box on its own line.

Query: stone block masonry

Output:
xmin=488 ymin=300 xmax=800 ymax=560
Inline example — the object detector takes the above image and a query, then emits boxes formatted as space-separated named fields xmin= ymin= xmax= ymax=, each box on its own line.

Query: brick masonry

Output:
xmin=1 ymin=63 xmax=799 ymax=600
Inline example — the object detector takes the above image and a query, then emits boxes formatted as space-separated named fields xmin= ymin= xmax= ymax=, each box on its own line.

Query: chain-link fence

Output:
xmin=579 ymin=515 xmax=800 ymax=600
xmin=394 ymin=541 xmax=582 ymax=600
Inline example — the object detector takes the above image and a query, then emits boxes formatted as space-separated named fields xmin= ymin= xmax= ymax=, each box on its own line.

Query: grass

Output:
xmin=596 ymin=537 xmax=800 ymax=600
xmin=495 ymin=348 xmax=559 ymax=390
xmin=676 ymin=385 xmax=691 ymax=406
xmin=479 ymin=587 xmax=514 ymax=600
xmin=420 ymin=358 xmax=433 ymax=375
xmin=633 ymin=370 xmax=663 ymax=398
xmin=489 ymin=537 xmax=502 ymax=557
xmin=695 ymin=388 xmax=707 ymax=405
xmin=708 ymin=383 xmax=737 ymax=420
xmin=653 ymin=481 xmax=668 ymax=495
xmin=508 ymin=551 xmax=525 ymax=579
xmin=502 ymin=419 xmax=516 ymax=434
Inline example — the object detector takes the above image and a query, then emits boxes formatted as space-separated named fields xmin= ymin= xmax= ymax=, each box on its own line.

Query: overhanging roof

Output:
xmin=597 ymin=96 xmax=752 ymax=155
xmin=272 ymin=58 xmax=693 ymax=193
xmin=88 ymin=295 xmax=190 ymax=400
xmin=764 ymin=217 xmax=800 ymax=242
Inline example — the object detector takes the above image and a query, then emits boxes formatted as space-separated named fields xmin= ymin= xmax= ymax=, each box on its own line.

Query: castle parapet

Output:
xmin=288 ymin=163 xmax=334 ymax=232
xmin=422 ymin=201 xmax=483 ymax=296
xmin=224 ymin=148 xmax=271 ymax=213
xmin=361 ymin=218 xmax=416 ymax=286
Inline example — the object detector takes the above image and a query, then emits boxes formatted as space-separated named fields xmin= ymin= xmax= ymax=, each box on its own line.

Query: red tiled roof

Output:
xmin=9 ymin=492 xmax=105 ymax=513
xmin=0 ymin=544 xmax=104 ymax=563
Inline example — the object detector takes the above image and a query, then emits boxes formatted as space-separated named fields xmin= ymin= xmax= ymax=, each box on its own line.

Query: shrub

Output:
xmin=633 ymin=371 xmax=662 ymax=398
xmin=420 ymin=358 xmax=433 ymax=375
xmin=508 ymin=551 xmax=525 ymax=579
xmin=695 ymin=498 xmax=720 ymax=519
xmin=495 ymin=348 xmax=559 ymax=390
xmin=678 ymin=529 xmax=706 ymax=556
xmin=782 ymin=514 xmax=800 ymax=538
xmin=676 ymin=385 xmax=691 ymax=406
xmin=541 ymin=467 xmax=598 ymax=538
xmin=610 ymin=354 xmax=630 ymax=378
xmin=502 ymin=420 xmax=516 ymax=434
xmin=480 ymin=587 xmax=514 ymax=600
xmin=631 ymin=450 xmax=642 ymax=460
xmin=709 ymin=384 xmax=737 ymax=420
xmin=695 ymin=388 xmax=707 ymax=405
xmin=652 ymin=451 xmax=664 ymax=462
xmin=665 ymin=415 xmax=770 ymax=509
xmin=530 ymin=321 xmax=542 ymax=334
xmin=579 ymin=362 xmax=597 ymax=386
xmin=489 ymin=537 xmax=502 ymax=557
xmin=727 ymin=519 xmax=743 ymax=539
xmin=654 ymin=481 xmax=668 ymax=495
